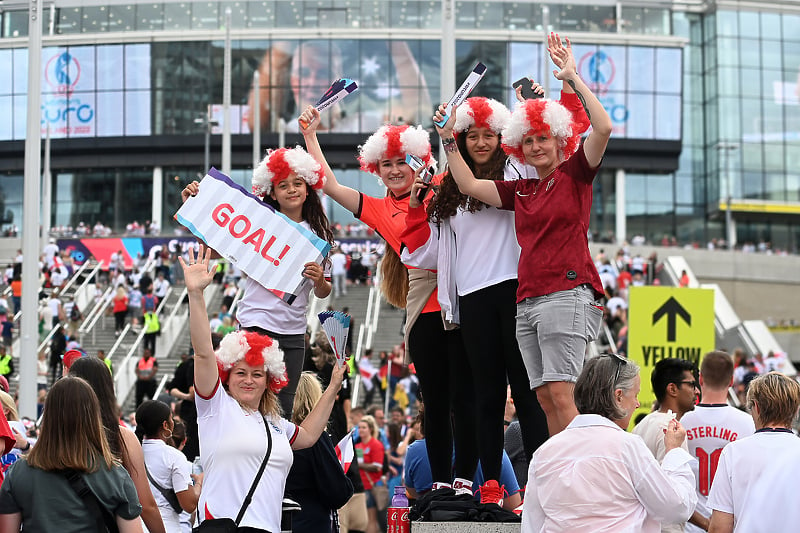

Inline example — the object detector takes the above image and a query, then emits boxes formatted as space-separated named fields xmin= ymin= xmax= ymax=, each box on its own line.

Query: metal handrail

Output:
xmin=37 ymin=322 xmax=62 ymax=353
xmin=74 ymin=260 xmax=105 ymax=298
xmin=105 ymin=323 xmax=132 ymax=362
xmin=60 ymin=259 xmax=94 ymax=294
xmin=153 ymin=374 xmax=171 ymax=399
xmin=79 ymin=286 xmax=113 ymax=334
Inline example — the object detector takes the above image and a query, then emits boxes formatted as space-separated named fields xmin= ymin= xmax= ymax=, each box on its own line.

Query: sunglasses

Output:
xmin=602 ymin=352 xmax=628 ymax=386
xmin=677 ymin=380 xmax=699 ymax=389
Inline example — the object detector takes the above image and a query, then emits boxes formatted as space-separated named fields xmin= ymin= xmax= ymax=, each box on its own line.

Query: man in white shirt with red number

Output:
xmin=681 ymin=351 xmax=754 ymax=532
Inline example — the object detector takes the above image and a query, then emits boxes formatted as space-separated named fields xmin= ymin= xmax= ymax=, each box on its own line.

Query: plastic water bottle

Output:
xmin=388 ymin=486 xmax=410 ymax=533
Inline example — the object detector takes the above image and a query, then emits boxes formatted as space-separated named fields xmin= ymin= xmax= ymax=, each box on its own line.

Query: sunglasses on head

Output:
xmin=601 ymin=352 xmax=628 ymax=386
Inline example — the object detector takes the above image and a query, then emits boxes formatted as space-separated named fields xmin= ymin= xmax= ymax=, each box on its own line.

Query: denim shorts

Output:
xmin=515 ymin=284 xmax=604 ymax=389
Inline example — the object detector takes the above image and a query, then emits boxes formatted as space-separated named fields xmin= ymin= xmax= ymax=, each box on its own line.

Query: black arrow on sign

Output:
xmin=652 ymin=296 xmax=691 ymax=343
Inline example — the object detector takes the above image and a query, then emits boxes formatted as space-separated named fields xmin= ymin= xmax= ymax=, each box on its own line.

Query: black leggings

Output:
xmin=242 ymin=326 xmax=304 ymax=418
xmin=408 ymin=311 xmax=478 ymax=484
xmin=459 ymin=279 xmax=548 ymax=481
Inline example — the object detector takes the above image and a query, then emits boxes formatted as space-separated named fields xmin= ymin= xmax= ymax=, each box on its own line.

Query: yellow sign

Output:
xmin=627 ymin=286 xmax=716 ymax=427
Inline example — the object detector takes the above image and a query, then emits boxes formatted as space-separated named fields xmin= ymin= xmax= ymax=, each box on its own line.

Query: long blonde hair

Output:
xmin=379 ymin=247 xmax=408 ymax=308
xmin=0 ymin=390 xmax=18 ymax=421
xmin=27 ymin=376 xmax=115 ymax=473
xmin=292 ymin=372 xmax=323 ymax=425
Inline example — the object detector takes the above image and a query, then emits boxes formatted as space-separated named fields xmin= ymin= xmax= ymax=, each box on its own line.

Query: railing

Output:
xmin=351 ymin=285 xmax=379 ymax=407
xmin=153 ymin=373 xmax=171 ymax=399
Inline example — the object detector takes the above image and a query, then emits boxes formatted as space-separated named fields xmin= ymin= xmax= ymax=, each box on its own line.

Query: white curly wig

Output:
xmin=500 ymin=98 xmax=580 ymax=164
xmin=357 ymin=124 xmax=437 ymax=176
xmin=453 ymin=97 xmax=511 ymax=135
xmin=252 ymin=146 xmax=326 ymax=197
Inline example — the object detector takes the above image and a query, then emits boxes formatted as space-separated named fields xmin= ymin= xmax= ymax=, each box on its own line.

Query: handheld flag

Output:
xmin=334 ymin=428 xmax=356 ymax=472
xmin=318 ymin=310 xmax=351 ymax=368
xmin=300 ymin=78 xmax=359 ymax=128
xmin=434 ymin=62 xmax=487 ymax=127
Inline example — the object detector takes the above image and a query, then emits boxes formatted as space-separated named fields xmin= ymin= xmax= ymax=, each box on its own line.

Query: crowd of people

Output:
xmin=0 ymin=32 xmax=798 ymax=533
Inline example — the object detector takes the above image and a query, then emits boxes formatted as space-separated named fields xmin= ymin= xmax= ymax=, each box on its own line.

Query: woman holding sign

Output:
xmin=182 ymin=147 xmax=334 ymax=417
xmin=181 ymin=245 xmax=347 ymax=532
xmin=300 ymin=107 xmax=479 ymax=497
xmin=434 ymin=33 xmax=609 ymax=437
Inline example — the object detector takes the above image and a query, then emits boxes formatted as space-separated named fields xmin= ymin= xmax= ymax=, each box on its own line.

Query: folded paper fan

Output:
xmin=318 ymin=310 xmax=351 ymax=368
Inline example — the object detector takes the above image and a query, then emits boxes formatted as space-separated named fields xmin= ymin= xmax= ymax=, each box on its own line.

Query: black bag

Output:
xmin=193 ymin=418 xmax=273 ymax=533
xmin=63 ymin=470 xmax=119 ymax=533
xmin=410 ymin=487 xmax=520 ymax=523
xmin=145 ymin=466 xmax=183 ymax=514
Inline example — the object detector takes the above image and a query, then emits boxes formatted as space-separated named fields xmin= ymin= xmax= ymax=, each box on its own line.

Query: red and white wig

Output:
xmin=453 ymin=97 xmax=511 ymax=135
xmin=501 ymin=99 xmax=581 ymax=165
xmin=216 ymin=330 xmax=288 ymax=394
xmin=252 ymin=146 xmax=326 ymax=198
xmin=357 ymin=124 xmax=437 ymax=176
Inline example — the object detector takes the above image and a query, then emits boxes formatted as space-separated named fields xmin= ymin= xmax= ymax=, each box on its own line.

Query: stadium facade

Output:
xmin=0 ymin=0 xmax=798 ymax=252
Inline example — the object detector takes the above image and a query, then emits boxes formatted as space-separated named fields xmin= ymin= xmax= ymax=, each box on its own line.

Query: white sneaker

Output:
xmin=431 ymin=482 xmax=452 ymax=491
xmin=452 ymin=478 xmax=473 ymax=496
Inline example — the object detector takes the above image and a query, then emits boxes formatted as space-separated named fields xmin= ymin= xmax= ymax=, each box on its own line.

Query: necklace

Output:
xmin=533 ymin=167 xmax=557 ymax=196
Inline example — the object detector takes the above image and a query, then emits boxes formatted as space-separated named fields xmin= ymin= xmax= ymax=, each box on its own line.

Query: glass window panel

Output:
xmin=81 ymin=5 xmax=108 ymax=33
xmin=455 ymin=1 xmax=476 ymax=29
xmin=246 ymin=1 xmax=273 ymax=28
xmin=784 ymin=14 xmax=800 ymax=41
xmin=675 ymin=176 xmax=694 ymax=204
xmin=643 ymin=7 xmax=670 ymax=35
xmin=648 ymin=174 xmax=674 ymax=204
xmin=108 ymin=4 xmax=135 ymax=31
xmin=192 ymin=2 xmax=219 ymax=30
xmin=125 ymin=91 xmax=152 ymax=135
xmin=761 ymin=40 xmax=782 ymax=70
xmin=741 ymin=170 xmax=762 ymax=198
xmin=716 ymin=10 xmax=737 ymax=36
xmin=739 ymin=69 xmax=761 ymax=98
xmin=739 ymin=38 xmax=760 ymax=68
xmin=620 ymin=7 xmax=643 ymax=34
xmin=66 ymin=93 xmax=95 ymax=137
xmin=13 ymin=95 xmax=26 ymax=140
xmin=784 ymin=42 xmax=800 ymax=76
xmin=764 ymin=144 xmax=784 ymax=173
xmin=717 ymin=67 xmax=740 ymax=97
xmin=96 ymin=92 xmax=124 ymax=136
xmin=136 ymin=4 xmax=164 ymax=31
xmin=0 ymin=97 xmax=11 ymax=140
xmin=476 ymin=2 xmax=504 ymax=29
xmin=626 ymin=93 xmax=653 ymax=139
xmin=0 ymin=51 xmax=12 ymax=95
xmin=655 ymin=48 xmax=681 ymax=93
xmin=761 ymin=71 xmax=786 ymax=123
xmin=125 ymin=44 xmax=152 ymax=91
xmin=716 ymin=37 xmax=739 ymax=67
xmin=741 ymin=143 xmax=763 ymax=172
xmin=739 ymin=98 xmax=762 ymax=142
xmin=96 ymin=45 xmax=124 ymax=91
xmin=718 ymin=97 xmax=742 ymax=140
xmin=4 ymin=10 xmax=30 ymax=37
xmin=761 ymin=12 xmax=781 ymax=38
xmin=738 ymin=11 xmax=760 ymax=39
xmin=164 ymin=2 xmax=192 ymax=30
xmin=57 ymin=7 xmax=81 ymax=34
xmin=505 ymin=3 xmax=535 ymax=31
xmin=627 ymin=47 xmax=654 ymax=92
xmin=655 ymin=94 xmax=681 ymax=140
xmin=787 ymin=169 xmax=800 ymax=201
xmin=67 ymin=46 xmax=96 ymax=93
xmin=509 ymin=42 xmax=544 ymax=93
xmin=226 ymin=2 xmax=248 ymax=29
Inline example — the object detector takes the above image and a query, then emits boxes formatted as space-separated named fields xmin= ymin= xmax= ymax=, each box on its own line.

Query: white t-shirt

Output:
xmin=196 ymin=381 xmax=298 ymax=531
xmin=47 ymin=297 xmax=61 ymax=319
xmin=708 ymin=431 xmax=800 ymax=532
xmin=330 ymin=252 xmax=347 ymax=276
xmin=681 ymin=404 xmax=755 ymax=532
xmin=237 ymin=221 xmax=329 ymax=335
xmin=142 ymin=439 xmax=194 ymax=533
xmin=633 ymin=411 xmax=691 ymax=532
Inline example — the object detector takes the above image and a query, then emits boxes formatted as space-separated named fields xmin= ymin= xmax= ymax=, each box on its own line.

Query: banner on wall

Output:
xmin=509 ymin=43 xmax=683 ymax=141
xmin=57 ymin=236 xmax=200 ymax=271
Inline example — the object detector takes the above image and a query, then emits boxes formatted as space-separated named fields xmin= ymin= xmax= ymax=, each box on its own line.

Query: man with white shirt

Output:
xmin=681 ymin=351 xmax=755 ymax=532
xmin=153 ymin=273 xmax=170 ymax=300
xmin=633 ymin=357 xmax=699 ymax=532
xmin=330 ymin=247 xmax=348 ymax=298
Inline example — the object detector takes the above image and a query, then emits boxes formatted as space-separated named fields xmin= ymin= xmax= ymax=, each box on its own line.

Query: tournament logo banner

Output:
xmin=175 ymin=169 xmax=331 ymax=296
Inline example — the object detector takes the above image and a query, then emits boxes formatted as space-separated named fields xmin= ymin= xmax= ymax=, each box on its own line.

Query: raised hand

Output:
xmin=548 ymin=32 xmax=577 ymax=81
xmin=181 ymin=181 xmax=200 ymax=203
xmin=433 ymin=102 xmax=457 ymax=139
xmin=299 ymin=105 xmax=320 ymax=133
xmin=179 ymin=245 xmax=215 ymax=293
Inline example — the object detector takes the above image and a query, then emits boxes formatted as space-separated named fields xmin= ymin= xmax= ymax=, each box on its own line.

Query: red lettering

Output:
xmin=687 ymin=431 xmax=693 ymax=441
xmin=261 ymin=235 xmax=278 ymax=261
xmin=698 ymin=427 xmax=704 ymax=438
xmin=242 ymin=228 xmax=265 ymax=252
xmin=229 ymin=215 xmax=251 ymax=238
xmin=731 ymin=432 xmax=737 ymax=441
xmin=721 ymin=428 xmax=730 ymax=441
xmin=212 ymin=203 xmax=234 ymax=227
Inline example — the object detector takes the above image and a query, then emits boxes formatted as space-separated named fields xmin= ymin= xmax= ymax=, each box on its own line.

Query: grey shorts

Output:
xmin=515 ymin=284 xmax=604 ymax=389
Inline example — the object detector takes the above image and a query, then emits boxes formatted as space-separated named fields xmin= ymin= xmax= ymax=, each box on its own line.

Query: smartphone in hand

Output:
xmin=512 ymin=77 xmax=544 ymax=100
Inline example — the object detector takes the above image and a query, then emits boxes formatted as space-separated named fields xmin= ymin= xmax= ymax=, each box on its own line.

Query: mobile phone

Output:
xmin=512 ymin=77 xmax=544 ymax=100
xmin=405 ymin=154 xmax=434 ymax=203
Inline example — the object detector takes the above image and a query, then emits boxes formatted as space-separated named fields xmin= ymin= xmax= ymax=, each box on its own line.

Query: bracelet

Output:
xmin=503 ymin=420 xmax=511 ymax=426
xmin=442 ymin=137 xmax=458 ymax=153
xmin=22 ymin=441 xmax=31 ymax=451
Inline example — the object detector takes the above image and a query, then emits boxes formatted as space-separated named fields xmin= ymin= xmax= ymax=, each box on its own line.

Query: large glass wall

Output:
xmin=1 ymin=2 xmax=672 ymax=38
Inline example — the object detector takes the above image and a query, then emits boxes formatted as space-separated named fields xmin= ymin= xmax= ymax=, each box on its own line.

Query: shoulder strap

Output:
xmin=64 ymin=469 xmax=119 ymax=533
xmin=234 ymin=417 xmax=274 ymax=525
xmin=144 ymin=464 xmax=184 ymax=514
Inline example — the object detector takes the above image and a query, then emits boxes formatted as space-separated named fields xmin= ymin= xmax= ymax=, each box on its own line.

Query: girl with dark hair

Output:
xmin=0 ymin=376 xmax=142 ymax=531
xmin=182 ymin=146 xmax=334 ymax=418
xmin=302 ymin=106 xmax=479 ymax=495
xmin=69 ymin=356 xmax=167 ymax=533
xmin=136 ymin=400 xmax=201 ymax=533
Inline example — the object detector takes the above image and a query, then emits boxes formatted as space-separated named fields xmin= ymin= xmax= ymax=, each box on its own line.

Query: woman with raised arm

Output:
xmin=300 ymin=108 xmax=478 ymax=495
xmin=181 ymin=245 xmax=347 ymax=532
xmin=433 ymin=33 xmax=611 ymax=436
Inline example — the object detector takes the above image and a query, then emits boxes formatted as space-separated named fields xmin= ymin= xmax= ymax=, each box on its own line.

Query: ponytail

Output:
xmin=379 ymin=247 xmax=408 ymax=309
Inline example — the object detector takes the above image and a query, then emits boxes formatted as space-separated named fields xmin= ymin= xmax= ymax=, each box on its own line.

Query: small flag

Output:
xmin=334 ymin=428 xmax=356 ymax=472
xmin=299 ymin=78 xmax=359 ymax=128
xmin=359 ymin=358 xmax=377 ymax=391
xmin=318 ymin=311 xmax=351 ymax=368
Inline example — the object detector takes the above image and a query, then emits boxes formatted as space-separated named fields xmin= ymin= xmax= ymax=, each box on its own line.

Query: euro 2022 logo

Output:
xmin=577 ymin=49 xmax=629 ymax=127
xmin=42 ymin=50 xmax=95 ymax=130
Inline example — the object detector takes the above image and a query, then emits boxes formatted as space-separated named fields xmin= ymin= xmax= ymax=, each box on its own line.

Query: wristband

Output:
xmin=442 ymin=137 xmax=457 ymax=153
